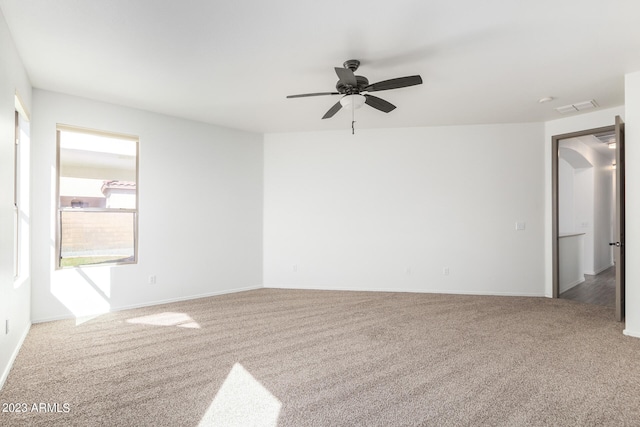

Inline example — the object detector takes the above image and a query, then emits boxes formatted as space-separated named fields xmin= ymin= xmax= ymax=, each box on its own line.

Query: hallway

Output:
xmin=560 ymin=266 xmax=615 ymax=307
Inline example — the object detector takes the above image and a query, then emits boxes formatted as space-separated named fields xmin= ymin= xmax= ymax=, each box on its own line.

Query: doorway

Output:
xmin=552 ymin=118 xmax=625 ymax=321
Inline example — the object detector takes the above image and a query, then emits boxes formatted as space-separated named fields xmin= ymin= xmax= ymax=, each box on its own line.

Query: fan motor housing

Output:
xmin=336 ymin=75 xmax=369 ymax=94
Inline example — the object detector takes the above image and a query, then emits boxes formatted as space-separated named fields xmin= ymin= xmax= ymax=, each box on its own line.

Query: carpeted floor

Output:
xmin=1 ymin=288 xmax=640 ymax=426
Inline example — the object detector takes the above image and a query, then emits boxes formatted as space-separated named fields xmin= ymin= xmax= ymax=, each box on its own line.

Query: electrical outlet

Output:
xmin=405 ymin=267 xmax=411 ymax=275
xmin=148 ymin=275 xmax=157 ymax=285
xmin=443 ymin=267 xmax=450 ymax=276
xmin=292 ymin=264 xmax=298 ymax=272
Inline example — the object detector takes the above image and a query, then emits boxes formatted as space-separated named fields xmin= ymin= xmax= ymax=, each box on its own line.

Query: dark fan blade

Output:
xmin=364 ymin=95 xmax=396 ymax=113
xmin=334 ymin=67 xmax=357 ymax=86
xmin=287 ymin=92 xmax=340 ymax=99
xmin=322 ymin=100 xmax=343 ymax=119
xmin=364 ymin=75 xmax=423 ymax=92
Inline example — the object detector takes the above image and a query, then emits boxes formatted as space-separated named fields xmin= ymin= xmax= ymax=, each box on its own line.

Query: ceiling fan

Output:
xmin=287 ymin=59 xmax=423 ymax=120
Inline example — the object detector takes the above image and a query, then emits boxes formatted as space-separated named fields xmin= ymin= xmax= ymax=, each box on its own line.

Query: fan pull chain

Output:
xmin=351 ymin=103 xmax=356 ymax=135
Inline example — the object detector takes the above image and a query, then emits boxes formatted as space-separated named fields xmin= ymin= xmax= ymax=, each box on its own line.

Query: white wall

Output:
xmin=557 ymin=152 xmax=595 ymax=275
xmin=559 ymin=137 xmax=615 ymax=276
xmin=544 ymin=106 xmax=625 ymax=297
xmin=574 ymin=168 xmax=594 ymax=272
xmin=558 ymin=234 xmax=585 ymax=292
xmin=31 ymin=90 xmax=264 ymax=322
xmin=558 ymin=157 xmax=576 ymax=233
xmin=624 ymin=71 xmax=640 ymax=337
xmin=593 ymin=149 xmax=615 ymax=274
xmin=264 ymin=123 xmax=545 ymax=296
xmin=0 ymin=9 xmax=32 ymax=389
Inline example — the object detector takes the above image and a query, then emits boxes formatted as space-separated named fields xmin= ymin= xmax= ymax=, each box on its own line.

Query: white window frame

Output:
xmin=55 ymin=124 xmax=139 ymax=269
xmin=14 ymin=93 xmax=30 ymax=284
xmin=13 ymin=110 xmax=20 ymax=277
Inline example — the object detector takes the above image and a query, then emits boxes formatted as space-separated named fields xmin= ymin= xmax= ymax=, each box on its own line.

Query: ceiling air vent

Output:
xmin=555 ymin=105 xmax=577 ymax=114
xmin=595 ymin=131 xmax=616 ymax=144
xmin=555 ymin=100 xmax=598 ymax=114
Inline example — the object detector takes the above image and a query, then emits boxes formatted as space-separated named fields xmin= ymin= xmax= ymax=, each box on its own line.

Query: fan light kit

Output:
xmin=340 ymin=94 xmax=366 ymax=109
xmin=287 ymin=59 xmax=423 ymax=134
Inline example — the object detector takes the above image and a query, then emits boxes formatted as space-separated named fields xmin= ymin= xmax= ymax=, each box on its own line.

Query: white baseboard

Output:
xmin=0 ymin=322 xmax=31 ymax=391
xmin=263 ymin=284 xmax=546 ymax=298
xmin=113 ymin=285 xmax=263 ymax=313
xmin=590 ymin=263 xmax=615 ymax=275
xmin=31 ymin=285 xmax=263 ymax=324
xmin=623 ymin=329 xmax=640 ymax=339
xmin=559 ymin=277 xmax=585 ymax=294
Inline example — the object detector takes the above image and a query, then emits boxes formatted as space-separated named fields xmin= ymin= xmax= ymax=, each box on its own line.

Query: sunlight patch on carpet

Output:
xmin=126 ymin=312 xmax=201 ymax=328
xmin=199 ymin=363 xmax=281 ymax=427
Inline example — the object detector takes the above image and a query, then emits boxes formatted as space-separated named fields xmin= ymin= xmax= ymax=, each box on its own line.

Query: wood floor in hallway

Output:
xmin=560 ymin=265 xmax=615 ymax=307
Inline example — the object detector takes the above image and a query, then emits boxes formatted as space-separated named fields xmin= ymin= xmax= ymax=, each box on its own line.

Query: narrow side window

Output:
xmin=13 ymin=95 xmax=30 ymax=284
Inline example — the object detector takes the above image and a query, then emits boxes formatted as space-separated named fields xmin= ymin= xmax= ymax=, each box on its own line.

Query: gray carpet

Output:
xmin=1 ymin=288 xmax=640 ymax=426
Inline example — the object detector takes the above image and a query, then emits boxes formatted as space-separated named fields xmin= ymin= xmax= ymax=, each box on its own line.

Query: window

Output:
xmin=14 ymin=111 xmax=19 ymax=276
xmin=14 ymin=95 xmax=30 ymax=282
xmin=56 ymin=126 xmax=138 ymax=268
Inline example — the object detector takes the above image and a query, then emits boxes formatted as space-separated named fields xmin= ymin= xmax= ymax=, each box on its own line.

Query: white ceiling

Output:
xmin=2 ymin=0 xmax=639 ymax=134
xmin=560 ymin=136 xmax=616 ymax=168
xmin=585 ymin=133 xmax=617 ymax=163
